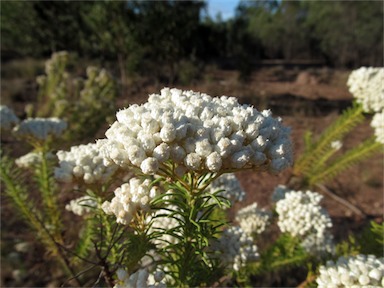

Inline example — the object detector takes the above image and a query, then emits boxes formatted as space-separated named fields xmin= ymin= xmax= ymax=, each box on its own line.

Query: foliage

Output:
xmin=237 ymin=0 xmax=383 ymax=67
xmin=2 ymin=0 xmax=382 ymax=84
xmin=292 ymin=104 xmax=382 ymax=188
xmin=303 ymin=0 xmax=383 ymax=67
xmin=0 ymin=1 xmax=42 ymax=58
xmin=35 ymin=52 xmax=117 ymax=141
xmin=358 ymin=221 xmax=384 ymax=257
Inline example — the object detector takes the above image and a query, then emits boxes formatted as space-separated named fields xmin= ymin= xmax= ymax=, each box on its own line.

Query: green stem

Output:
xmin=0 ymin=163 xmax=42 ymax=233
xmin=0 ymin=158 xmax=80 ymax=285
xmin=38 ymin=146 xmax=62 ymax=237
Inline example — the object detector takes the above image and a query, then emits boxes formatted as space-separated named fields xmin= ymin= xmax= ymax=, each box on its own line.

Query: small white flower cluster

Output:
xmin=82 ymin=67 xmax=114 ymax=102
xmin=371 ymin=111 xmax=384 ymax=144
xmin=102 ymin=178 xmax=160 ymax=225
xmin=316 ymin=254 xmax=384 ymax=288
xmin=208 ymin=173 xmax=246 ymax=206
xmin=235 ymin=202 xmax=271 ymax=235
xmin=114 ymin=268 xmax=166 ymax=288
xmin=347 ymin=67 xmax=384 ymax=113
xmin=211 ymin=226 xmax=259 ymax=271
xmin=100 ymin=88 xmax=292 ymax=176
xmin=45 ymin=51 xmax=69 ymax=75
xmin=65 ymin=195 xmax=97 ymax=216
xmin=330 ymin=140 xmax=342 ymax=151
xmin=13 ymin=117 xmax=67 ymax=141
xmin=0 ymin=105 xmax=20 ymax=130
xmin=15 ymin=151 xmax=55 ymax=169
xmin=347 ymin=67 xmax=384 ymax=144
xmin=55 ymin=142 xmax=119 ymax=184
xmin=273 ymin=186 xmax=334 ymax=254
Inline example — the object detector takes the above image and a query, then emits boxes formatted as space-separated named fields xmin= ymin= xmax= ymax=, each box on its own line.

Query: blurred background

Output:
xmin=1 ymin=1 xmax=383 ymax=286
xmin=1 ymin=0 xmax=382 ymax=88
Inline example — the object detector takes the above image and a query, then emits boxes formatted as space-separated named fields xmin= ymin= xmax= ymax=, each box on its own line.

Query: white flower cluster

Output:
xmin=316 ymin=254 xmax=384 ymax=288
xmin=347 ymin=67 xmax=384 ymax=144
xmin=45 ymin=51 xmax=69 ymax=75
xmin=100 ymin=88 xmax=292 ymax=176
xmin=82 ymin=67 xmax=114 ymax=103
xmin=0 ymin=105 xmax=20 ymax=130
xmin=15 ymin=151 xmax=55 ymax=169
xmin=235 ymin=202 xmax=271 ymax=235
xmin=102 ymin=178 xmax=160 ymax=225
xmin=65 ymin=195 xmax=97 ymax=216
xmin=211 ymin=226 xmax=259 ymax=271
xmin=114 ymin=268 xmax=166 ymax=288
xmin=208 ymin=173 xmax=246 ymax=206
xmin=13 ymin=117 xmax=67 ymax=141
xmin=330 ymin=140 xmax=342 ymax=151
xmin=273 ymin=186 xmax=334 ymax=254
xmin=55 ymin=142 xmax=119 ymax=184
xmin=347 ymin=67 xmax=384 ymax=113
xmin=371 ymin=111 xmax=384 ymax=144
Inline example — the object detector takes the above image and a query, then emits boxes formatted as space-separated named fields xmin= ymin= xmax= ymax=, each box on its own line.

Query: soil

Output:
xmin=1 ymin=66 xmax=383 ymax=287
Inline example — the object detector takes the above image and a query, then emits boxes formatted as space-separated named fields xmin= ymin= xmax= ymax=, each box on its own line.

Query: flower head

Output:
xmin=16 ymin=151 xmax=56 ymax=169
xmin=347 ymin=67 xmax=384 ymax=113
xmin=114 ymin=267 xmax=166 ymax=288
xmin=0 ymin=105 xmax=20 ymax=130
xmin=102 ymin=178 xmax=160 ymax=225
xmin=330 ymin=140 xmax=342 ymax=151
xmin=371 ymin=111 xmax=384 ymax=144
xmin=55 ymin=142 xmax=119 ymax=184
xmin=316 ymin=254 xmax=384 ymax=288
xmin=235 ymin=202 xmax=271 ymax=235
xmin=13 ymin=117 xmax=67 ymax=141
xmin=211 ymin=226 xmax=259 ymax=271
xmin=100 ymin=88 xmax=292 ymax=176
xmin=65 ymin=195 xmax=97 ymax=216
xmin=273 ymin=186 xmax=334 ymax=255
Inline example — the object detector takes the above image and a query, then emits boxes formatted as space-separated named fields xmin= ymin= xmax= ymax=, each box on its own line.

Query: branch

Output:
xmin=315 ymin=184 xmax=366 ymax=218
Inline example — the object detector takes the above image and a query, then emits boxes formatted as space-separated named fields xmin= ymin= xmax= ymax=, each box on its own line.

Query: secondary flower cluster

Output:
xmin=55 ymin=142 xmax=119 ymax=184
xmin=44 ymin=51 xmax=69 ymax=76
xmin=0 ymin=105 xmax=19 ymax=130
xmin=347 ymin=67 xmax=384 ymax=113
xmin=273 ymin=186 xmax=334 ymax=255
xmin=100 ymin=88 xmax=293 ymax=176
xmin=371 ymin=111 xmax=384 ymax=144
xmin=114 ymin=268 xmax=166 ymax=288
xmin=16 ymin=151 xmax=55 ymax=169
xmin=208 ymin=173 xmax=246 ymax=206
xmin=13 ymin=117 xmax=67 ymax=141
xmin=235 ymin=202 xmax=271 ymax=235
xmin=102 ymin=178 xmax=160 ymax=225
xmin=316 ymin=254 xmax=384 ymax=287
xmin=65 ymin=195 xmax=97 ymax=216
xmin=347 ymin=67 xmax=384 ymax=144
xmin=211 ymin=226 xmax=259 ymax=271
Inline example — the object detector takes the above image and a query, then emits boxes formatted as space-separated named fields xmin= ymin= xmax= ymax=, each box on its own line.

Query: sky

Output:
xmin=206 ymin=0 xmax=241 ymax=20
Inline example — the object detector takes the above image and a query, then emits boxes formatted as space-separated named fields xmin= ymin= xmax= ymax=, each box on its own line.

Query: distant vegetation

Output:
xmin=1 ymin=0 xmax=383 ymax=82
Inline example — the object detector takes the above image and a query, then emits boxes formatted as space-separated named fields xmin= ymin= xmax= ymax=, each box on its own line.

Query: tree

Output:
xmin=135 ymin=0 xmax=205 ymax=82
xmin=304 ymin=0 xmax=383 ymax=67
xmin=1 ymin=1 xmax=41 ymax=58
xmin=82 ymin=1 xmax=141 ymax=93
